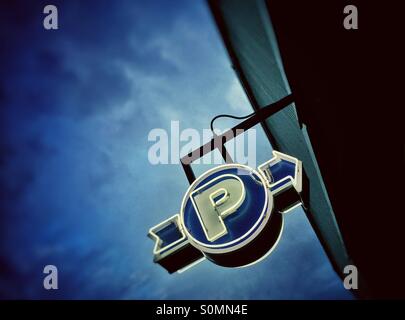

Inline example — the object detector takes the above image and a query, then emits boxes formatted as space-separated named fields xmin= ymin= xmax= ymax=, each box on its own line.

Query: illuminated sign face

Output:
xmin=182 ymin=165 xmax=272 ymax=255
xmin=149 ymin=151 xmax=305 ymax=273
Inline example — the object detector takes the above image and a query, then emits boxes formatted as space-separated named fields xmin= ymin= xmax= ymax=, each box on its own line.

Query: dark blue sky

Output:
xmin=0 ymin=0 xmax=353 ymax=299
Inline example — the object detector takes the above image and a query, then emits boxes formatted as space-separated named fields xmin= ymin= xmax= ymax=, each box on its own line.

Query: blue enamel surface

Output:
xmin=270 ymin=160 xmax=295 ymax=182
xmin=156 ymin=222 xmax=183 ymax=248
xmin=269 ymin=160 xmax=296 ymax=191
xmin=183 ymin=167 xmax=267 ymax=248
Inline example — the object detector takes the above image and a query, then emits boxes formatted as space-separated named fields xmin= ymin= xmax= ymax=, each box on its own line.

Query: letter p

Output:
xmin=190 ymin=175 xmax=245 ymax=242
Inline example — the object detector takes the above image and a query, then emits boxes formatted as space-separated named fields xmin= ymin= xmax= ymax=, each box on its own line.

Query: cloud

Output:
xmin=226 ymin=78 xmax=251 ymax=112
xmin=0 ymin=0 xmax=352 ymax=299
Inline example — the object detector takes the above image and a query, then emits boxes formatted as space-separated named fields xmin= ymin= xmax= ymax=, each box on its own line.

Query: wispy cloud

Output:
xmin=0 ymin=0 xmax=352 ymax=299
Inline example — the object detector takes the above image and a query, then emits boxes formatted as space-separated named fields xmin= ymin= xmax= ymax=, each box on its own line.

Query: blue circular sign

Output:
xmin=180 ymin=164 xmax=273 ymax=254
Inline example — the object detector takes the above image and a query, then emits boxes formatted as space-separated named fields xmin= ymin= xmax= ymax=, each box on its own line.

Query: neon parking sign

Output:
xmin=148 ymin=151 xmax=305 ymax=273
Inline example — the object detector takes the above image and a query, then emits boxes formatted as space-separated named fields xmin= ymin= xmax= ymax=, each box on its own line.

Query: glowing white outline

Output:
xmin=148 ymin=214 xmax=187 ymax=256
xmin=190 ymin=174 xmax=246 ymax=242
xmin=279 ymin=202 xmax=302 ymax=214
xmin=209 ymin=188 xmax=228 ymax=208
xmin=176 ymin=256 xmax=206 ymax=274
xmin=258 ymin=151 xmax=302 ymax=194
xmin=179 ymin=163 xmax=273 ymax=254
